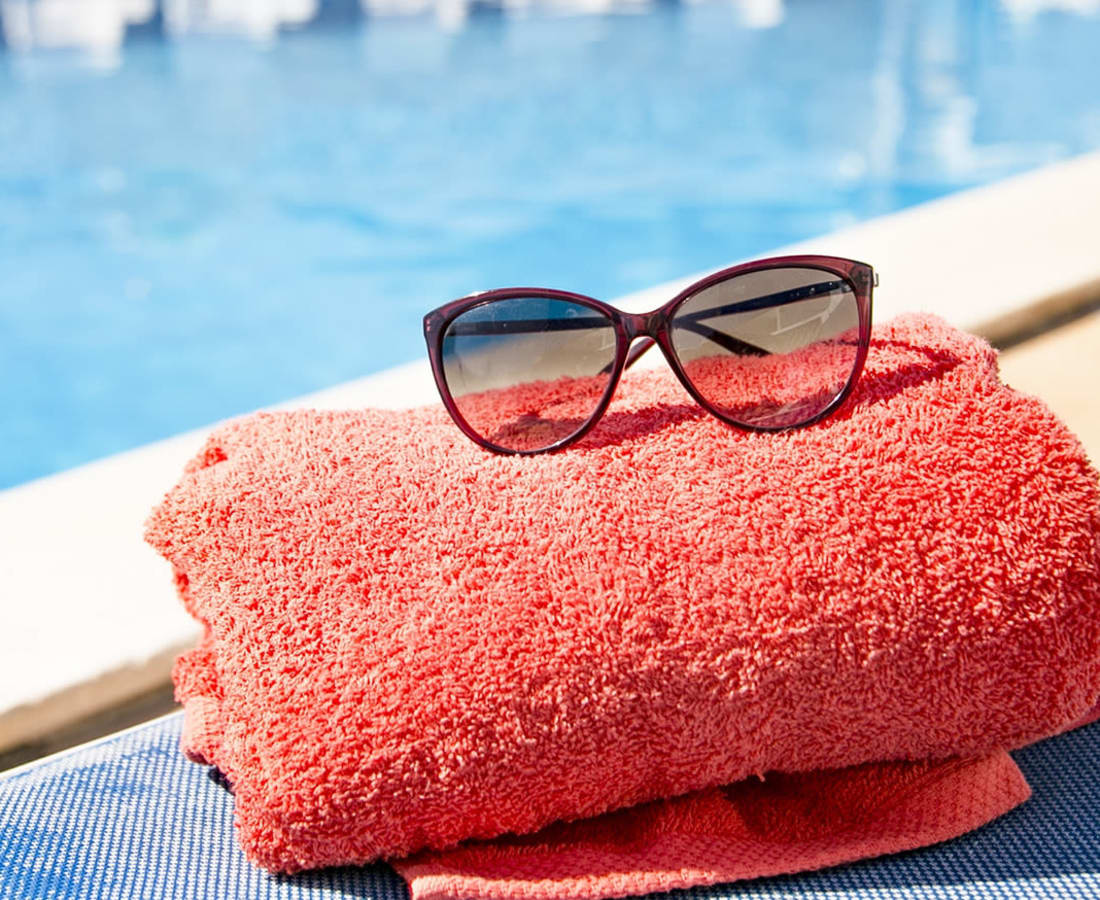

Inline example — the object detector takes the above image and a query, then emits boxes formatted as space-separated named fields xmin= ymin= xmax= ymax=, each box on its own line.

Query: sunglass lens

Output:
xmin=669 ymin=268 xmax=862 ymax=429
xmin=440 ymin=296 xmax=618 ymax=452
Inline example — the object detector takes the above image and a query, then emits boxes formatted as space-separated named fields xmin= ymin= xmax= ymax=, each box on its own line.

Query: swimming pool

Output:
xmin=4 ymin=0 xmax=1100 ymax=489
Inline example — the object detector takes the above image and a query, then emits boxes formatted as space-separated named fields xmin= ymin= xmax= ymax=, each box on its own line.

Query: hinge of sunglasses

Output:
xmin=874 ymin=272 xmax=880 ymax=287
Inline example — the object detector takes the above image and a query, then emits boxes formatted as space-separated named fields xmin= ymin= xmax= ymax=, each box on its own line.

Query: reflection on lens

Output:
xmin=669 ymin=268 xmax=861 ymax=429
xmin=441 ymin=296 xmax=617 ymax=452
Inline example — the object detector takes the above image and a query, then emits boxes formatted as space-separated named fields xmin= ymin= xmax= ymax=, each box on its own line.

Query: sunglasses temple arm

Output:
xmin=601 ymin=337 xmax=658 ymax=375
xmin=674 ymin=279 xmax=850 ymax=325
xmin=447 ymin=303 xmax=773 ymax=375
xmin=623 ymin=337 xmax=656 ymax=371
xmin=675 ymin=323 xmax=769 ymax=356
xmin=599 ymin=338 xmax=657 ymax=376
xmin=616 ymin=279 xmax=846 ymax=374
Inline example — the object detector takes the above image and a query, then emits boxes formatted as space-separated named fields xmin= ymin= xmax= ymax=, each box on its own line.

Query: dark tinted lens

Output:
xmin=441 ymin=296 xmax=618 ymax=452
xmin=669 ymin=268 xmax=861 ymax=429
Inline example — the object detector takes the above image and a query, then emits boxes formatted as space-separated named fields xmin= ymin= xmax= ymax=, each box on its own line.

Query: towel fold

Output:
xmin=396 ymin=750 xmax=1031 ymax=900
xmin=396 ymin=702 xmax=1100 ymax=900
xmin=147 ymin=313 xmax=1100 ymax=892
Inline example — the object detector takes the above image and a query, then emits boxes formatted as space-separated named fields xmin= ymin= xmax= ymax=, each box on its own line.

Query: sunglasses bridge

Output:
xmin=608 ymin=308 xmax=767 ymax=375
xmin=588 ymin=309 xmax=662 ymax=376
xmin=620 ymin=309 xmax=662 ymax=340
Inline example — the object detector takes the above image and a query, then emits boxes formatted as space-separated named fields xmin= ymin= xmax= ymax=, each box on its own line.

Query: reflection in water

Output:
xmin=162 ymin=0 xmax=319 ymax=40
xmin=0 ymin=0 xmax=318 ymax=52
xmin=5 ymin=0 xmax=1100 ymax=54
xmin=3 ymin=0 xmax=1100 ymax=55
xmin=0 ymin=0 xmax=153 ymax=55
xmin=0 ymin=0 xmax=789 ymax=48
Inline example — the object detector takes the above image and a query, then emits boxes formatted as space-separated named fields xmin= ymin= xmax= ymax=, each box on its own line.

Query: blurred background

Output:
xmin=3 ymin=0 xmax=1100 ymax=490
xmin=3 ymin=0 xmax=1100 ymax=774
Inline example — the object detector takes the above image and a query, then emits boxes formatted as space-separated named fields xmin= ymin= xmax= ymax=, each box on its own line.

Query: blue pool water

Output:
xmin=4 ymin=0 xmax=1100 ymax=488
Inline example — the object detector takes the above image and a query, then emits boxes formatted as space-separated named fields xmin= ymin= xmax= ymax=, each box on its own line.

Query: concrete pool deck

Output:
xmin=2 ymin=151 xmax=1099 ymax=767
xmin=998 ymin=311 xmax=1100 ymax=466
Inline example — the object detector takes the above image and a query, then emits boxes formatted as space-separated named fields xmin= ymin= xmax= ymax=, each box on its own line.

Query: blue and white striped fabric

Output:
xmin=1 ymin=714 xmax=1098 ymax=900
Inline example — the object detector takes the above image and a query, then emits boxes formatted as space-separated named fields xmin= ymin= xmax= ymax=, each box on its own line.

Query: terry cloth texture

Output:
xmin=147 ymin=313 xmax=1100 ymax=883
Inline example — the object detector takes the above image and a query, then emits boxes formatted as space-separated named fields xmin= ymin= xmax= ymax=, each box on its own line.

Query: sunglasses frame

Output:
xmin=423 ymin=254 xmax=875 ymax=455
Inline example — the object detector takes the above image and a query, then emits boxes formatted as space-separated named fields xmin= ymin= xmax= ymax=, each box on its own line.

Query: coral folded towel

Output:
xmin=147 ymin=314 xmax=1100 ymax=896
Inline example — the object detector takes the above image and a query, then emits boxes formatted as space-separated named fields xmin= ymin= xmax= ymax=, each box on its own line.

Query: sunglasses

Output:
xmin=423 ymin=254 xmax=875 ymax=454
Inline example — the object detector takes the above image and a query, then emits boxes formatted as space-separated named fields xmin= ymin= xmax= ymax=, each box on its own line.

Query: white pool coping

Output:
xmin=2 ymin=150 xmax=1100 ymax=754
